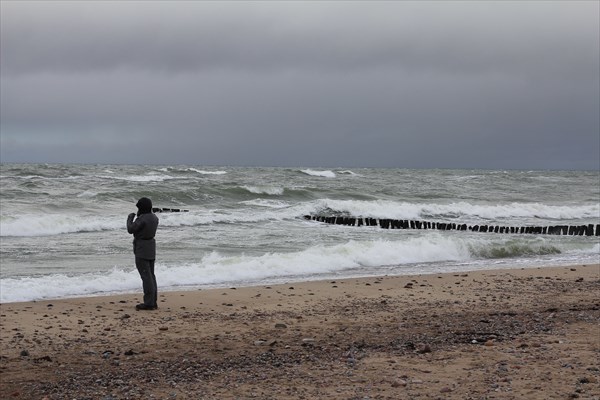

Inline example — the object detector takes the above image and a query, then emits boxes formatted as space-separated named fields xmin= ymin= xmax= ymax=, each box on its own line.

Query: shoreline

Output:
xmin=3 ymin=260 xmax=597 ymax=305
xmin=1 ymin=263 xmax=599 ymax=399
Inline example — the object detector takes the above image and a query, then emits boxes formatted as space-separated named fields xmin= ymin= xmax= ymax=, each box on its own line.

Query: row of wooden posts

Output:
xmin=151 ymin=208 xmax=598 ymax=236
xmin=304 ymin=215 xmax=600 ymax=236
xmin=153 ymin=207 xmax=189 ymax=213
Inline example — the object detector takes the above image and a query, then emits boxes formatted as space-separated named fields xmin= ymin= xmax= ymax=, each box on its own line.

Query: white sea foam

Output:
xmin=0 ymin=235 xmax=472 ymax=302
xmin=77 ymin=190 xmax=98 ymax=198
xmin=336 ymin=170 xmax=359 ymax=176
xmin=240 ymin=199 xmax=291 ymax=209
xmin=2 ymin=198 xmax=596 ymax=238
xmin=442 ymin=202 xmax=600 ymax=220
xmin=301 ymin=169 xmax=336 ymax=178
xmin=241 ymin=185 xmax=285 ymax=195
xmin=2 ymin=232 xmax=598 ymax=303
xmin=156 ymin=167 xmax=227 ymax=175
xmin=0 ymin=207 xmax=292 ymax=237
xmin=187 ymin=168 xmax=227 ymax=175
xmin=98 ymin=174 xmax=176 ymax=182
xmin=316 ymin=199 xmax=599 ymax=221
xmin=0 ymin=214 xmax=123 ymax=237
xmin=0 ymin=268 xmax=141 ymax=303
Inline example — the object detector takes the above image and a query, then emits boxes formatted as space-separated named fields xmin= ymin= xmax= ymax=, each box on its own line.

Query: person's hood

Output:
xmin=136 ymin=197 xmax=153 ymax=214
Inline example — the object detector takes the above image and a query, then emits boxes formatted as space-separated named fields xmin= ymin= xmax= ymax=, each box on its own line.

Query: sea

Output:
xmin=1 ymin=164 xmax=599 ymax=303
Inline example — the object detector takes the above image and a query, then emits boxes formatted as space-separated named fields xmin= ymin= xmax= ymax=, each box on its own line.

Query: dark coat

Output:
xmin=127 ymin=212 xmax=159 ymax=260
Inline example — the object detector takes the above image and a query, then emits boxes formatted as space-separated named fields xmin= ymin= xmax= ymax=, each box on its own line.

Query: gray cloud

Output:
xmin=1 ymin=1 xmax=598 ymax=169
xmin=3 ymin=2 xmax=596 ymax=77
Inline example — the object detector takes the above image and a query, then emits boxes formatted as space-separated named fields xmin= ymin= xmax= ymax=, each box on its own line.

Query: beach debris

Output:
xmin=391 ymin=379 xmax=407 ymax=388
xmin=417 ymin=344 xmax=432 ymax=354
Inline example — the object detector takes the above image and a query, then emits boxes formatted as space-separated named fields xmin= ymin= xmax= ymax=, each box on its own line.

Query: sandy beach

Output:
xmin=1 ymin=264 xmax=599 ymax=400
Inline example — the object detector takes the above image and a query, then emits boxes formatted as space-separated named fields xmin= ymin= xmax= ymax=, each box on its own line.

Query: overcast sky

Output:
xmin=1 ymin=1 xmax=598 ymax=170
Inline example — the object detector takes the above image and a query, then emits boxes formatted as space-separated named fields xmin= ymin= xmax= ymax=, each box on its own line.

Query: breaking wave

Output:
xmin=300 ymin=169 xmax=336 ymax=178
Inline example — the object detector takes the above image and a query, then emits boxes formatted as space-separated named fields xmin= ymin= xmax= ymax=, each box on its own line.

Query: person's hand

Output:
xmin=128 ymin=213 xmax=136 ymax=219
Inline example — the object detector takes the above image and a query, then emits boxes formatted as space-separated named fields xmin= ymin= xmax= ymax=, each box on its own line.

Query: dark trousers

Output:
xmin=135 ymin=257 xmax=157 ymax=307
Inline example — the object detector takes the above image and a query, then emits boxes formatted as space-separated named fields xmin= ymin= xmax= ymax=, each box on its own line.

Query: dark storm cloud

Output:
xmin=1 ymin=1 xmax=598 ymax=169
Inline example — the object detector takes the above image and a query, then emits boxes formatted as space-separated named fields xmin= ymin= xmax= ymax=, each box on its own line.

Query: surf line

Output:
xmin=304 ymin=215 xmax=600 ymax=237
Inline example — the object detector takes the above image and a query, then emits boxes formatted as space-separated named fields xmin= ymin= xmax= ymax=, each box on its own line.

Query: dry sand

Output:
xmin=1 ymin=264 xmax=599 ymax=400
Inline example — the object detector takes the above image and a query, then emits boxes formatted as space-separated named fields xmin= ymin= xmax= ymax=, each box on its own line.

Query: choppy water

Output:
xmin=1 ymin=164 xmax=598 ymax=303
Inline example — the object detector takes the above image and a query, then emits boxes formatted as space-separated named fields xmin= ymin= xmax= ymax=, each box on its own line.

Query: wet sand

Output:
xmin=1 ymin=264 xmax=599 ymax=399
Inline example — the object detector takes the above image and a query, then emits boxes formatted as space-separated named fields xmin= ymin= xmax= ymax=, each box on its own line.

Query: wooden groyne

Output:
xmin=304 ymin=215 xmax=600 ymax=236
xmin=152 ymin=207 xmax=189 ymax=213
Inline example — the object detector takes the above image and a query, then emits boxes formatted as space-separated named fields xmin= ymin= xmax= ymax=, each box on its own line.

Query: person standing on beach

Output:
xmin=127 ymin=197 xmax=159 ymax=311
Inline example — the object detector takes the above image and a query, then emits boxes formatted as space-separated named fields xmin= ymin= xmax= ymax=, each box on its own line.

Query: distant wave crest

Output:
xmin=98 ymin=174 xmax=176 ymax=182
xmin=300 ymin=169 xmax=336 ymax=178
xmin=187 ymin=168 xmax=227 ymax=175
xmin=241 ymin=185 xmax=285 ymax=195
xmin=157 ymin=167 xmax=227 ymax=175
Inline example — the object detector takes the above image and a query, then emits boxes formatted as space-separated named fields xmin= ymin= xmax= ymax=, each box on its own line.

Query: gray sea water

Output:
xmin=1 ymin=164 xmax=598 ymax=303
